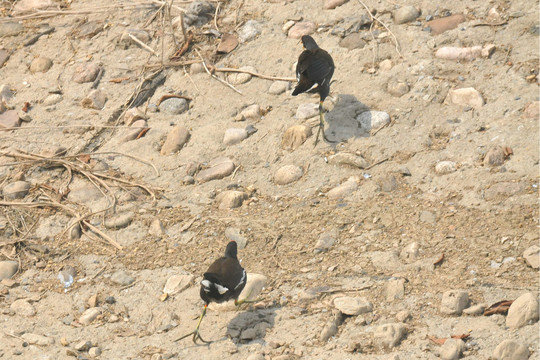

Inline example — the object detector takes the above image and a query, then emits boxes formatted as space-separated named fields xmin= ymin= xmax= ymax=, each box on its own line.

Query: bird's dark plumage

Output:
xmin=292 ymin=35 xmax=336 ymax=145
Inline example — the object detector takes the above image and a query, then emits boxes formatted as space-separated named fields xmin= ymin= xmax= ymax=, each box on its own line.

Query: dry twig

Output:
xmin=194 ymin=49 xmax=243 ymax=95
xmin=357 ymin=0 xmax=403 ymax=58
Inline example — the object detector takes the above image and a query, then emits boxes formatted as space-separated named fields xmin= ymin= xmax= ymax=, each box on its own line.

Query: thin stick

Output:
xmin=183 ymin=66 xmax=201 ymax=92
xmin=82 ymin=220 xmax=123 ymax=250
xmin=214 ymin=2 xmax=221 ymax=33
xmin=357 ymin=0 xmax=402 ymax=58
xmin=365 ymin=157 xmax=389 ymax=170
xmin=195 ymin=49 xmax=243 ymax=95
xmin=129 ymin=34 xmax=158 ymax=56
xmin=211 ymin=67 xmax=296 ymax=82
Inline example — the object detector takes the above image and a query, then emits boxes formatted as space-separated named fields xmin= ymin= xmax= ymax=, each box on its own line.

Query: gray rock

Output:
xmin=89 ymin=347 xmax=102 ymax=357
xmin=394 ymin=6 xmax=420 ymax=24
xmin=387 ymin=79 xmax=410 ymax=97
xmin=447 ymin=88 xmax=484 ymax=109
xmin=216 ymin=190 xmax=248 ymax=209
xmin=282 ymin=124 xmax=312 ymax=150
xmin=74 ymin=340 xmax=92 ymax=351
xmin=373 ymin=323 xmax=406 ymax=349
xmin=196 ymin=157 xmax=235 ymax=183
xmin=339 ymin=33 xmax=366 ymax=50
xmin=274 ymin=165 xmax=303 ymax=185
xmin=10 ymin=299 xmax=36 ymax=317
xmin=238 ymin=20 xmax=261 ymax=43
xmin=440 ymin=290 xmax=469 ymax=315
xmin=492 ymin=340 xmax=529 ymax=360
xmin=3 ymin=181 xmax=31 ymax=200
xmin=159 ymin=98 xmax=188 ymax=115
xmin=435 ymin=161 xmax=457 ymax=174
xmin=0 ymin=261 xmax=18 ymax=280
xmin=320 ymin=312 xmax=343 ymax=342
xmin=315 ymin=229 xmax=338 ymax=253
xmin=440 ymin=338 xmax=465 ymax=360
xmin=160 ymin=125 xmax=190 ymax=155
xmin=327 ymin=176 xmax=359 ymax=199
xmin=357 ymin=110 xmax=390 ymax=131
xmin=0 ymin=22 xmax=24 ymax=37
xmin=163 ymin=274 xmax=193 ymax=295
xmin=268 ymin=81 xmax=290 ymax=95
xmin=385 ymin=279 xmax=405 ymax=301
xmin=79 ymin=307 xmax=102 ymax=325
xmin=224 ymin=227 xmax=248 ymax=249
xmin=333 ymin=296 xmax=372 ymax=315
xmin=328 ymin=153 xmax=369 ymax=169
xmin=81 ymin=89 xmax=107 ymax=109
xmin=506 ymin=292 xmax=539 ymax=328
xmin=483 ymin=146 xmax=507 ymax=167
xmin=228 ymin=66 xmax=255 ymax=84
xmin=463 ymin=303 xmax=486 ymax=316
xmin=296 ymin=103 xmax=319 ymax=119
xmin=184 ymin=1 xmax=214 ymax=26
xmin=110 ymin=270 xmax=135 ymax=286
xmin=223 ymin=128 xmax=248 ymax=146
xmin=72 ymin=63 xmax=101 ymax=83
xmin=523 ymin=245 xmax=540 ymax=269
xmin=29 ymin=57 xmax=53 ymax=73
xmin=104 ymin=212 xmax=133 ymax=229
xmin=21 ymin=333 xmax=53 ymax=346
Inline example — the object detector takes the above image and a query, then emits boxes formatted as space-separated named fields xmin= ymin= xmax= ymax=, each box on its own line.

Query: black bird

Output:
xmin=292 ymin=35 xmax=336 ymax=146
xmin=177 ymin=241 xmax=247 ymax=344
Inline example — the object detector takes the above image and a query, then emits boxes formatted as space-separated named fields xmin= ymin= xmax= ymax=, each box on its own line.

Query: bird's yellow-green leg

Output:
xmin=175 ymin=304 xmax=211 ymax=344
xmin=234 ymin=289 xmax=263 ymax=307
xmin=314 ymin=101 xmax=336 ymax=147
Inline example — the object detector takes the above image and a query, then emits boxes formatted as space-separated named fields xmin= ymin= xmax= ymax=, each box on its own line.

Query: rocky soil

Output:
xmin=0 ymin=0 xmax=538 ymax=359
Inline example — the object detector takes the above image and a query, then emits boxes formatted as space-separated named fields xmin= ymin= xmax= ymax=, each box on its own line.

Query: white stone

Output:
xmin=357 ymin=111 xmax=390 ymax=131
xmin=440 ymin=339 xmax=465 ymax=360
xmin=373 ymin=323 xmax=406 ymax=349
xmin=523 ymin=245 xmax=540 ymax=269
xmin=163 ymin=274 xmax=193 ymax=295
xmin=296 ymin=103 xmax=319 ymax=119
xmin=10 ymin=299 xmax=36 ymax=317
xmin=506 ymin=292 xmax=539 ymax=328
xmin=269 ymin=81 xmax=289 ymax=95
xmin=223 ymin=128 xmax=248 ymax=146
xmin=440 ymin=290 xmax=469 ymax=315
xmin=447 ymin=87 xmax=484 ymax=109
xmin=492 ymin=340 xmax=529 ymax=360
xmin=274 ymin=165 xmax=303 ymax=185
xmin=79 ymin=307 xmax=103 ymax=325
xmin=333 ymin=296 xmax=373 ymax=315
xmin=327 ymin=177 xmax=359 ymax=199
xmin=435 ymin=161 xmax=457 ymax=174
xmin=216 ymin=190 xmax=248 ymax=209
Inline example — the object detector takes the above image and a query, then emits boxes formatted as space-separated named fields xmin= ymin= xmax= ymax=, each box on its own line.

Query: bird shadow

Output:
xmin=324 ymin=94 xmax=373 ymax=144
xmin=226 ymin=307 xmax=277 ymax=344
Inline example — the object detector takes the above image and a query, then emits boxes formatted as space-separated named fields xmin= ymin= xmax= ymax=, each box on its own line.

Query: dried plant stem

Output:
xmin=357 ymin=0 xmax=402 ymax=58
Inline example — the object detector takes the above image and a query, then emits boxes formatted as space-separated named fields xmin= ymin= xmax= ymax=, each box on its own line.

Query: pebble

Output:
xmin=506 ymin=292 xmax=539 ymax=329
xmin=288 ymin=22 xmax=317 ymax=39
xmin=183 ymin=1 xmax=214 ymax=27
xmin=314 ymin=229 xmax=338 ymax=253
xmin=247 ymin=354 xmax=265 ymax=360
xmin=148 ymin=218 xmax=166 ymax=237
xmin=440 ymin=339 xmax=465 ymax=360
xmin=163 ymin=274 xmax=193 ymax=295
xmin=435 ymin=160 xmax=457 ymax=174
xmin=29 ymin=57 xmax=53 ymax=73
xmin=228 ymin=66 xmax=256 ymax=84
xmin=327 ymin=176 xmax=359 ymax=199
xmin=72 ymin=63 xmax=101 ymax=83
xmin=387 ymin=79 xmax=410 ymax=97
xmin=385 ymin=279 xmax=405 ymax=301
xmin=0 ymin=22 xmax=24 ymax=37
xmin=238 ymin=273 xmax=267 ymax=302
xmin=110 ymin=270 xmax=135 ymax=286
xmin=0 ymin=84 xmax=14 ymax=103
xmin=483 ymin=146 xmax=506 ymax=167
xmin=159 ymin=98 xmax=188 ymax=115
xmin=74 ymin=340 xmax=92 ymax=351
xmin=43 ymin=93 xmax=63 ymax=106
xmin=81 ymin=89 xmax=107 ymax=110
xmin=400 ymin=242 xmax=419 ymax=261
xmin=426 ymin=14 xmax=466 ymax=35
xmin=268 ymin=81 xmax=289 ymax=95
xmin=329 ymin=153 xmax=369 ymax=169
xmin=447 ymin=87 xmax=484 ymax=109
xmin=88 ymin=347 xmax=102 ymax=357
xmin=224 ymin=228 xmax=248 ymax=249
xmin=463 ymin=303 xmax=486 ymax=316
xmin=379 ymin=59 xmax=393 ymax=71
xmin=0 ymin=110 xmax=21 ymax=129
xmin=492 ymin=340 xmax=529 ymax=360
xmin=523 ymin=245 xmax=539 ymax=269
xmin=377 ymin=174 xmax=398 ymax=192
xmin=435 ymin=46 xmax=482 ymax=61
xmin=67 ymin=184 xmax=102 ymax=203
xmin=123 ymin=107 xmax=146 ymax=126
xmin=119 ymin=29 xmax=151 ymax=48
xmin=120 ymin=120 xmax=148 ymax=143
xmin=196 ymin=157 xmax=235 ymax=183
xmin=160 ymin=125 xmax=190 ymax=155
xmin=393 ymin=6 xmax=420 ymax=24
xmin=339 ymin=33 xmax=366 ymax=50
xmin=333 ymin=296 xmax=372 ymax=315
xmin=238 ymin=20 xmax=261 ymax=43
xmin=217 ymin=33 xmax=238 ymax=53
xmin=87 ymin=294 xmax=98 ymax=308
xmin=190 ymin=63 xmax=205 ymax=75
xmin=223 ymin=128 xmax=248 ymax=146
xmin=13 ymin=0 xmax=52 ymax=13
xmin=216 ymin=190 xmax=248 ymax=209
xmin=296 ymin=103 xmax=319 ymax=119
xmin=281 ymin=124 xmax=312 ymax=150
xmin=10 ymin=299 xmax=36 ymax=317
xmin=324 ymin=0 xmax=349 ymax=9
xmin=395 ymin=310 xmax=411 ymax=322
xmin=3 ymin=181 xmax=31 ymax=200
xmin=320 ymin=312 xmax=343 ymax=342
xmin=373 ymin=323 xmax=406 ymax=349
xmin=357 ymin=110 xmax=390 ymax=131
xmin=21 ymin=333 xmax=53 ymax=346
xmin=282 ymin=20 xmax=296 ymax=34
xmin=440 ymin=290 xmax=469 ymax=315
xmin=79 ymin=307 xmax=102 ymax=325
xmin=522 ymin=101 xmax=539 ymax=119
xmin=104 ymin=212 xmax=133 ymax=229
xmin=239 ymin=104 xmax=261 ymax=121
xmin=274 ymin=165 xmax=303 ymax=185
xmin=76 ymin=20 xmax=103 ymax=39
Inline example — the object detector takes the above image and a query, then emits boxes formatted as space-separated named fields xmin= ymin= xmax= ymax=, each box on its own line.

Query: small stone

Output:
xmin=522 ymin=101 xmax=539 ymax=119
xmin=339 ymin=33 xmax=366 ymax=50
xmin=0 ymin=110 xmax=21 ymax=130
xmin=426 ymin=14 xmax=466 ymax=35
xmin=122 ymin=107 xmax=146 ymax=126
xmin=357 ymin=110 xmax=390 ymax=131
xmin=492 ymin=340 xmax=530 ymax=360
xmin=10 ymin=299 xmax=36 ymax=317
xmin=373 ymin=323 xmax=406 ymax=349
xmin=224 ymin=228 xmax=247 ymax=249
xmin=387 ymin=79 xmax=410 ymax=97
xmin=110 ymin=270 xmax=135 ymax=286
xmin=29 ymin=57 xmax=53 ymax=73
xmin=74 ymin=340 xmax=92 ymax=351
xmin=237 ymin=273 xmax=267 ymax=303
xmin=1 ymin=278 xmax=18 ymax=287
xmin=435 ymin=46 xmax=482 ymax=61
xmin=196 ymin=157 xmax=235 ymax=183
xmin=160 ymin=125 xmax=190 ymax=155
xmin=320 ymin=312 xmax=343 ymax=342
xmin=148 ymin=218 xmax=166 ymax=237
xmin=81 ymin=89 xmax=107 ymax=110
xmin=223 ymin=128 xmax=248 ymax=146
xmin=247 ymin=354 xmax=265 ymax=360
xmin=328 ymin=153 xmax=369 ymax=169
xmin=104 ymin=212 xmax=133 ymax=229
xmin=183 ymin=175 xmax=195 ymax=185
xmin=523 ymin=245 xmax=540 ymax=269
xmin=483 ymin=146 xmax=506 ymax=167
xmin=288 ymin=22 xmax=317 ymax=39
xmin=228 ymin=66 xmax=256 ymax=84
xmin=88 ymin=347 xmax=102 ymax=357
xmin=60 ymin=337 xmax=69 ymax=346
xmin=440 ymin=339 xmax=465 ymax=360
xmin=274 ymin=165 xmax=303 ymax=185
xmin=506 ymin=292 xmax=539 ymax=329
xmin=159 ymin=98 xmax=188 ymax=115
xmin=217 ymin=33 xmax=238 ymax=53
xmin=377 ymin=174 xmax=398 ymax=192
xmin=296 ymin=103 xmax=319 ymax=119
xmin=385 ymin=279 xmax=405 ymax=301
xmin=119 ymin=29 xmax=151 ymax=48
xmin=163 ymin=274 xmax=193 ymax=295
xmin=463 ymin=303 xmax=486 ymax=316
xmin=13 ymin=0 xmax=52 ymax=13
xmin=324 ymin=0 xmax=349 ymax=9
xmin=395 ymin=310 xmax=411 ymax=322
xmin=87 ymin=294 xmax=98 ymax=308
xmin=216 ymin=190 xmax=248 ymax=209
xmin=379 ymin=59 xmax=393 ymax=71
xmin=238 ymin=20 xmax=261 ymax=43
xmin=440 ymin=290 xmax=469 ymax=315
xmin=447 ymin=87 xmax=484 ymax=109
xmin=3 ymin=181 xmax=31 ymax=200
xmin=481 ymin=44 xmax=496 ymax=58
xmin=400 ymin=242 xmax=419 ymax=261
xmin=333 ymin=296 xmax=373 ymax=315
xmin=43 ymin=93 xmax=63 ymax=106
xmin=0 ymin=22 xmax=24 ymax=37
xmin=239 ymin=104 xmax=261 ymax=121
xmin=393 ymin=6 xmax=420 ymax=24
xmin=72 ymin=63 xmax=101 ymax=83
xmin=315 ymin=229 xmax=338 ymax=253
xmin=282 ymin=124 xmax=312 ymax=150
xmin=79 ymin=307 xmax=102 ymax=325
xmin=268 ymin=81 xmax=289 ymax=95
xmin=21 ymin=333 xmax=53 ymax=346
xmin=67 ymin=184 xmax=102 ymax=203
xmin=327 ymin=176 xmax=359 ymax=199
xmin=190 ymin=63 xmax=205 ymax=75
xmin=435 ymin=161 xmax=457 ymax=174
